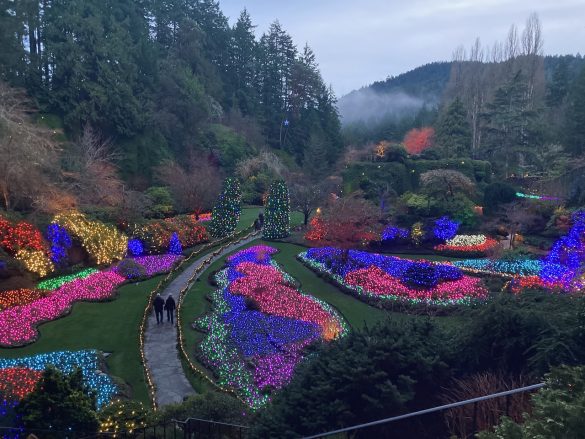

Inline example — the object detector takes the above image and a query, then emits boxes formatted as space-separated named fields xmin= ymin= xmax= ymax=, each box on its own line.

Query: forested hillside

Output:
xmin=0 ymin=0 xmax=341 ymax=205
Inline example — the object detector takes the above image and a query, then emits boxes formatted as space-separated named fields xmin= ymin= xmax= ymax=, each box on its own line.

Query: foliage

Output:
xmin=53 ymin=212 xmax=128 ymax=265
xmin=144 ymin=187 xmax=174 ymax=219
xmin=130 ymin=215 xmax=208 ymax=254
xmin=115 ymin=259 xmax=147 ymax=280
xmin=479 ymin=366 xmax=585 ymax=439
xmin=251 ymin=320 xmax=450 ymax=438
xmin=263 ymin=180 xmax=291 ymax=240
xmin=209 ymin=178 xmax=242 ymax=238
xmin=403 ymin=127 xmax=435 ymax=155
xmin=419 ymin=169 xmax=475 ymax=199
xmin=15 ymin=366 xmax=99 ymax=437
xmin=484 ymin=182 xmax=518 ymax=212
xmin=159 ymin=392 xmax=249 ymax=425
xmin=99 ymin=400 xmax=152 ymax=435
xmin=433 ymin=216 xmax=460 ymax=241
xmin=435 ymin=98 xmax=471 ymax=157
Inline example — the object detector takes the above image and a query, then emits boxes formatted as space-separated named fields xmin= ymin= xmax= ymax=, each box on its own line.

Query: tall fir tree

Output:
xmin=435 ymin=97 xmax=472 ymax=157
xmin=209 ymin=178 xmax=242 ymax=238
xmin=263 ymin=180 xmax=290 ymax=239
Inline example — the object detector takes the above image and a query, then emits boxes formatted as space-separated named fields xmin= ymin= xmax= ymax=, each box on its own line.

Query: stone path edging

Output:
xmin=143 ymin=233 xmax=259 ymax=408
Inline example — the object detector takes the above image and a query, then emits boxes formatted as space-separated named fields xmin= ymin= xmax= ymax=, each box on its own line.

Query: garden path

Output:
xmin=144 ymin=234 xmax=259 ymax=407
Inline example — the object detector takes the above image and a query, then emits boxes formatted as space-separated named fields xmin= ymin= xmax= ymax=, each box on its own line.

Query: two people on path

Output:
xmin=153 ymin=293 xmax=176 ymax=325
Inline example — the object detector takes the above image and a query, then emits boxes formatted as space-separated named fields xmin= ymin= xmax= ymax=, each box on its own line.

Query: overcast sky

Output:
xmin=218 ymin=0 xmax=585 ymax=97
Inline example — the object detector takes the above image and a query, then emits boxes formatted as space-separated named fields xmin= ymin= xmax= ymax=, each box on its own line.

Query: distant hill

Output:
xmin=338 ymin=62 xmax=452 ymax=125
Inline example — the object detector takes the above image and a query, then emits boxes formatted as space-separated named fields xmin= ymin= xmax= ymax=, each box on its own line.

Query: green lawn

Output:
xmin=237 ymin=206 xmax=304 ymax=232
xmin=0 ymin=277 xmax=161 ymax=404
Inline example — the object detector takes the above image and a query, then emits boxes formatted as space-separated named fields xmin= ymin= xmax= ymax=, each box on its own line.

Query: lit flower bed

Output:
xmin=37 ymin=268 xmax=99 ymax=290
xmin=434 ymin=234 xmax=499 ymax=255
xmin=299 ymin=247 xmax=488 ymax=307
xmin=0 ymin=350 xmax=118 ymax=408
xmin=0 ymin=271 xmax=126 ymax=346
xmin=118 ymin=255 xmax=183 ymax=277
xmin=453 ymin=259 xmax=542 ymax=277
xmin=194 ymin=245 xmax=347 ymax=408
xmin=130 ymin=215 xmax=209 ymax=254
xmin=0 ymin=289 xmax=50 ymax=311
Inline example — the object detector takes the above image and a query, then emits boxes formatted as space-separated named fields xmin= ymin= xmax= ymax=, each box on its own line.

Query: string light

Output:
xmin=434 ymin=234 xmax=499 ymax=254
xmin=0 ymin=289 xmax=49 ymax=311
xmin=127 ymin=239 xmax=145 ymax=256
xmin=37 ymin=268 xmax=98 ymax=290
xmin=193 ymin=245 xmax=347 ymax=408
xmin=15 ymin=249 xmax=54 ymax=277
xmin=46 ymin=223 xmax=72 ymax=266
xmin=209 ymin=178 xmax=242 ymax=238
xmin=53 ymin=212 xmax=127 ymax=265
xmin=410 ymin=222 xmax=424 ymax=246
xmin=0 ymin=350 xmax=118 ymax=409
xmin=263 ymin=180 xmax=290 ymax=240
xmin=168 ymin=232 xmax=182 ymax=255
xmin=305 ymin=216 xmax=327 ymax=241
xmin=381 ymin=225 xmax=409 ymax=242
xmin=433 ymin=216 xmax=460 ymax=241
xmin=300 ymin=248 xmax=488 ymax=307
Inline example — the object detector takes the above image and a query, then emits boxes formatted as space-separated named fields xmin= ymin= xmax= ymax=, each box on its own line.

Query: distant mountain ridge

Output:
xmin=338 ymin=62 xmax=452 ymax=124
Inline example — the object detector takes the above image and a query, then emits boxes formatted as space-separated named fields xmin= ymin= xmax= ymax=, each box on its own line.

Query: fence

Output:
xmin=0 ymin=417 xmax=249 ymax=439
xmin=303 ymin=383 xmax=545 ymax=439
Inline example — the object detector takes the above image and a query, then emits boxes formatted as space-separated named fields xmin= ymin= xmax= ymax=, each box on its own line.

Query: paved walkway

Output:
xmin=143 ymin=235 xmax=259 ymax=407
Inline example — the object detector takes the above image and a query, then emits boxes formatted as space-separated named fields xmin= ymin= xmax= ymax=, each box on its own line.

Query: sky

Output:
xmin=218 ymin=0 xmax=585 ymax=97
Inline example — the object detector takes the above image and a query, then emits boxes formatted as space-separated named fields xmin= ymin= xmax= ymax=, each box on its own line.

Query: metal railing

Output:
xmin=303 ymin=383 xmax=545 ymax=439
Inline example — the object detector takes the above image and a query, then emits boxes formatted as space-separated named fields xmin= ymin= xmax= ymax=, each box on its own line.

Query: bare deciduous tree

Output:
xmin=64 ymin=125 xmax=124 ymax=208
xmin=156 ymin=159 xmax=221 ymax=216
xmin=0 ymin=82 xmax=61 ymax=211
xmin=420 ymin=169 xmax=475 ymax=199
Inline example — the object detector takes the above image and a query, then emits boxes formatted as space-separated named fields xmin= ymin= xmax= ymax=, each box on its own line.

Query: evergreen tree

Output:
xmin=263 ymin=180 xmax=290 ymax=239
xmin=565 ymin=66 xmax=585 ymax=155
xmin=209 ymin=178 xmax=242 ymax=238
xmin=546 ymin=58 xmax=570 ymax=107
xmin=169 ymin=232 xmax=182 ymax=254
xmin=435 ymin=97 xmax=472 ymax=157
xmin=16 ymin=366 xmax=99 ymax=437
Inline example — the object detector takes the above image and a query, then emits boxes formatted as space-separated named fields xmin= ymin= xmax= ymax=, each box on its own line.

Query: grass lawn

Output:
xmin=237 ymin=206 xmax=304 ymax=232
xmin=0 ymin=277 xmax=162 ymax=404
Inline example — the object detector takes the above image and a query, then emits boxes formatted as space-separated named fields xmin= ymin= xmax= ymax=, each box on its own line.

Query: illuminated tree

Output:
xmin=263 ymin=180 xmax=290 ymax=240
xmin=168 ymin=232 xmax=182 ymax=255
xmin=403 ymin=127 xmax=435 ymax=155
xmin=209 ymin=178 xmax=242 ymax=238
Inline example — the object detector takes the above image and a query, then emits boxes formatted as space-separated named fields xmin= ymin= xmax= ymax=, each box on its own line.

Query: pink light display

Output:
xmin=230 ymin=262 xmax=343 ymax=340
xmin=344 ymin=265 xmax=489 ymax=302
xmin=0 ymin=271 xmax=125 ymax=346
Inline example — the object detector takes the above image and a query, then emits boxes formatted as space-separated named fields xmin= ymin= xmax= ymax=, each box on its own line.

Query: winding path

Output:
xmin=143 ymin=235 xmax=259 ymax=407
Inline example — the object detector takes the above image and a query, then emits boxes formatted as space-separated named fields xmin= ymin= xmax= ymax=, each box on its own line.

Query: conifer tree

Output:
xmin=169 ymin=232 xmax=182 ymax=254
xmin=263 ymin=180 xmax=290 ymax=239
xmin=209 ymin=178 xmax=242 ymax=238
xmin=435 ymin=98 xmax=471 ymax=157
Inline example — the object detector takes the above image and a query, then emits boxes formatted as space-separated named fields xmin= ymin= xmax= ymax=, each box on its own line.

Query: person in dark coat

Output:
xmin=165 ymin=294 xmax=176 ymax=324
xmin=153 ymin=293 xmax=164 ymax=324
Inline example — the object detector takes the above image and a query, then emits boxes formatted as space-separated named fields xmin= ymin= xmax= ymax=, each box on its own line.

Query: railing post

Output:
xmin=472 ymin=401 xmax=478 ymax=436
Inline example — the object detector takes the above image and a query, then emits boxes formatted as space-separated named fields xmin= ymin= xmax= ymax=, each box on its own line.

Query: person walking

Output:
xmin=153 ymin=293 xmax=164 ymax=324
xmin=165 ymin=294 xmax=176 ymax=324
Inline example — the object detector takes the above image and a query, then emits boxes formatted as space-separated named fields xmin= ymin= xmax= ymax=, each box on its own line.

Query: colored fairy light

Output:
xmin=46 ymin=223 xmax=72 ymax=265
xmin=130 ymin=217 xmax=208 ymax=255
xmin=381 ymin=225 xmax=409 ymax=242
xmin=300 ymin=247 xmax=488 ymax=306
xmin=37 ymin=268 xmax=99 ymax=290
xmin=434 ymin=234 xmax=499 ymax=254
xmin=168 ymin=232 xmax=182 ymax=255
xmin=305 ymin=216 xmax=327 ymax=241
xmin=127 ymin=239 xmax=145 ymax=256
xmin=516 ymin=192 xmax=560 ymax=201
xmin=194 ymin=245 xmax=347 ymax=409
xmin=453 ymin=258 xmax=542 ymax=277
xmin=0 ymin=350 xmax=118 ymax=409
xmin=53 ymin=212 xmax=128 ymax=265
xmin=209 ymin=178 xmax=242 ymax=238
xmin=433 ymin=216 xmax=460 ymax=241
xmin=263 ymin=180 xmax=290 ymax=240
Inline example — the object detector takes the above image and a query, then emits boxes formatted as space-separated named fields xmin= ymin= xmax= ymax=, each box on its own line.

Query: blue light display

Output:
xmin=381 ymin=226 xmax=409 ymax=242
xmin=433 ymin=216 xmax=460 ymax=241
xmin=168 ymin=232 xmax=182 ymax=255
xmin=0 ymin=350 xmax=118 ymax=409
xmin=46 ymin=223 xmax=72 ymax=265
xmin=127 ymin=238 xmax=145 ymax=256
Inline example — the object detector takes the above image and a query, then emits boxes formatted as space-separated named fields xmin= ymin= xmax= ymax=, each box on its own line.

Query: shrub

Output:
xmin=116 ymin=259 xmax=147 ymax=279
